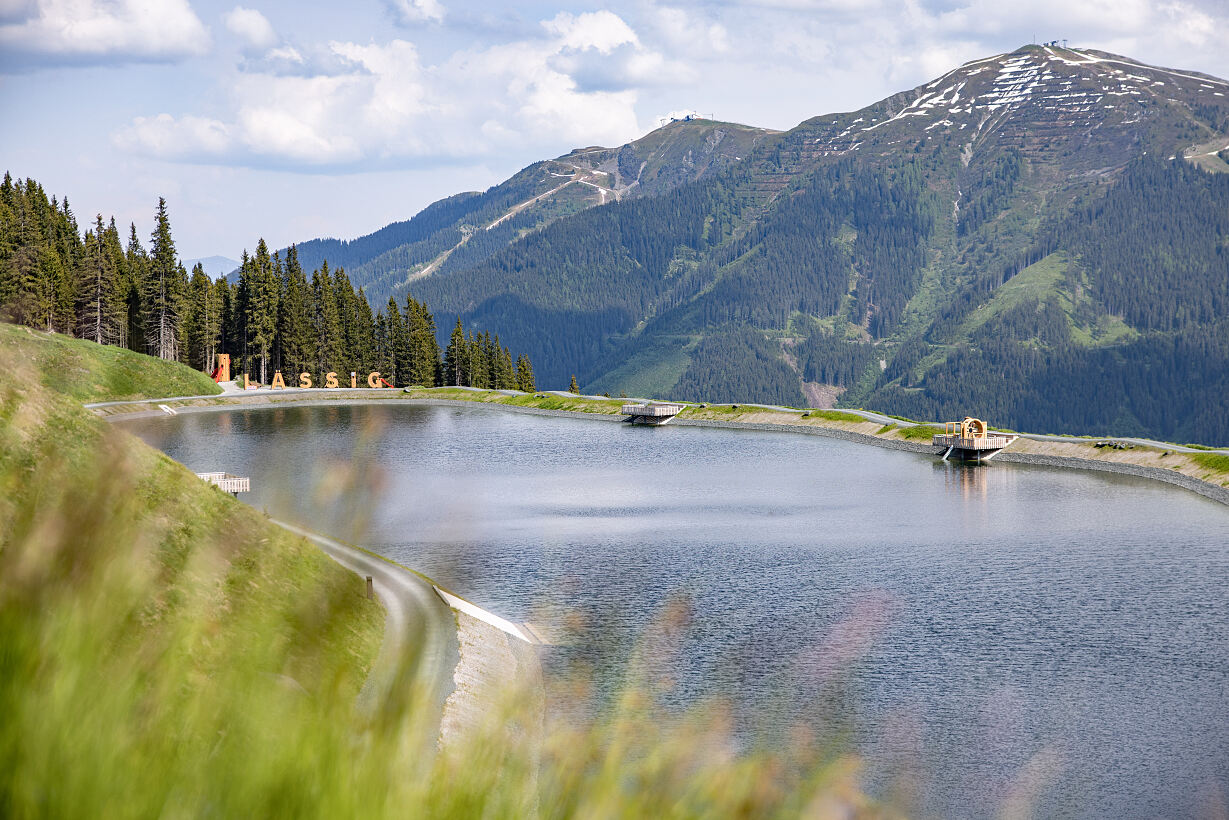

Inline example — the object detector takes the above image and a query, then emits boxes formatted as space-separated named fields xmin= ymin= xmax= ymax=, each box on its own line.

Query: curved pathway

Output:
xmin=272 ymin=521 xmax=460 ymax=730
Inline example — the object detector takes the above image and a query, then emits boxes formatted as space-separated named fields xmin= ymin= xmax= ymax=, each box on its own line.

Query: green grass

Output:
xmin=1 ymin=348 xmax=886 ymax=817
xmin=1190 ymin=452 xmax=1229 ymax=474
xmin=0 ymin=321 xmax=221 ymax=402
xmin=408 ymin=386 xmax=628 ymax=414
xmin=895 ymin=424 xmax=945 ymax=441
xmin=0 ymin=343 xmax=386 ymax=817
xmin=807 ymin=409 xmax=867 ymax=423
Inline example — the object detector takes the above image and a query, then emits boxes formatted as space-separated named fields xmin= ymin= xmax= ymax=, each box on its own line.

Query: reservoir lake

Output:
xmin=122 ymin=402 xmax=1229 ymax=818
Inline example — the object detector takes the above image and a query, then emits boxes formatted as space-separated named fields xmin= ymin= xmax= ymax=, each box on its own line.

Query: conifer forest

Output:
xmin=0 ymin=174 xmax=535 ymax=392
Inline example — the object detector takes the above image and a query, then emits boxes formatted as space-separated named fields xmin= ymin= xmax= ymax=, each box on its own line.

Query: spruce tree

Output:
xmin=242 ymin=240 xmax=279 ymax=383
xmin=51 ymin=196 xmax=79 ymax=333
xmin=383 ymin=296 xmax=405 ymax=385
xmin=353 ymin=286 xmax=376 ymax=373
xmin=467 ymin=331 xmax=489 ymax=389
xmin=500 ymin=346 xmax=515 ymax=389
xmin=143 ymin=199 xmax=183 ymax=360
xmin=103 ymin=218 xmax=130 ymax=348
xmin=124 ymin=223 xmax=148 ymax=352
xmin=79 ymin=216 xmax=122 ymax=345
xmin=406 ymin=296 xmax=441 ymax=386
xmin=277 ymin=245 xmax=313 ymax=375
xmin=569 ymin=374 xmax=580 ymax=394
xmin=311 ymin=263 xmax=342 ymax=373
xmin=185 ymin=264 xmax=222 ymax=371
xmin=443 ymin=318 xmax=466 ymax=386
xmin=332 ymin=268 xmax=360 ymax=375
xmin=516 ymin=354 xmax=535 ymax=392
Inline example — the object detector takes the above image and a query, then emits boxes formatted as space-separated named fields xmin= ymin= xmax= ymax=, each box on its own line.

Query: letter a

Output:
xmin=271 ymin=371 xmax=285 ymax=389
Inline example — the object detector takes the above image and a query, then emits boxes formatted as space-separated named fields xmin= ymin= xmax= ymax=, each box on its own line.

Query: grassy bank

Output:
xmin=0 ymin=338 xmax=387 ymax=815
xmin=0 ymin=321 xmax=222 ymax=402
xmin=2 ymin=336 xmax=889 ymax=816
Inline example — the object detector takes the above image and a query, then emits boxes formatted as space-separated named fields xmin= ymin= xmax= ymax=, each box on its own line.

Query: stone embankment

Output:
xmin=995 ymin=452 xmax=1229 ymax=506
xmin=673 ymin=417 xmax=935 ymax=454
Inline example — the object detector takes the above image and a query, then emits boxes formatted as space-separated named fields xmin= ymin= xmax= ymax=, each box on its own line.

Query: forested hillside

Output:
xmin=280 ymin=119 xmax=774 ymax=309
xmin=0 ymin=175 xmax=536 ymax=392
xmin=862 ymin=157 xmax=1229 ymax=443
xmin=326 ymin=44 xmax=1229 ymax=443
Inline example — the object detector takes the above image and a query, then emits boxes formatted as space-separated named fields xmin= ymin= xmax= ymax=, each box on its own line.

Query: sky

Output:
xmin=2 ymin=0 xmax=1227 ymax=261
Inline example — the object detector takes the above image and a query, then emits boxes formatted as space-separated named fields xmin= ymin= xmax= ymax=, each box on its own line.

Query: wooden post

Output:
xmin=366 ymin=576 xmax=374 ymax=600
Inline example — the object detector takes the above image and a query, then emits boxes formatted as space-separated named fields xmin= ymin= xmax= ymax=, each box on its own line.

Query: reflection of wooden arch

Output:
xmin=961 ymin=417 xmax=987 ymax=439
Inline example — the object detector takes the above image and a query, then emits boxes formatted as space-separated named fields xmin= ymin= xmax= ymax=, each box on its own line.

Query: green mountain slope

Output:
xmin=302 ymin=45 xmax=1229 ymax=443
xmin=284 ymin=119 xmax=775 ymax=308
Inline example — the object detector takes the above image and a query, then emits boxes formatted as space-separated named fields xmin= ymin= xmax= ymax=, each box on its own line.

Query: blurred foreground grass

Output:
xmin=0 ymin=335 xmax=885 ymax=818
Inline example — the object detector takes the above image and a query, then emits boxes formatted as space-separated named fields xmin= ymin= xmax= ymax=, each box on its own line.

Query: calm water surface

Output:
xmin=122 ymin=403 xmax=1229 ymax=818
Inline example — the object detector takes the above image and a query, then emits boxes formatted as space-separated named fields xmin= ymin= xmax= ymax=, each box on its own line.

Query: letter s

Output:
xmin=325 ymin=372 xmax=339 ymax=389
xmin=299 ymin=372 xmax=312 ymax=388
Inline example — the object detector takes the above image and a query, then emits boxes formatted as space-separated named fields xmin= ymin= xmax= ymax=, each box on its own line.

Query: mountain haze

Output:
xmin=287 ymin=45 xmax=1229 ymax=443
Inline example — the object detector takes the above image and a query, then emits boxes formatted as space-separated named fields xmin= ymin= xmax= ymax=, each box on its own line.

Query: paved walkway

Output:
xmin=273 ymin=521 xmax=460 ymax=733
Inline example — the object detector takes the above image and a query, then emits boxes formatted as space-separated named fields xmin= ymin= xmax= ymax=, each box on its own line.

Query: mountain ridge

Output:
xmin=279 ymin=44 xmax=1229 ymax=443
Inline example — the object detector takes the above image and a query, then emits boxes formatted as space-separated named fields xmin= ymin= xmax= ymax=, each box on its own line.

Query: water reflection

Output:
xmin=120 ymin=403 xmax=1229 ymax=818
xmin=934 ymin=461 xmax=1018 ymax=503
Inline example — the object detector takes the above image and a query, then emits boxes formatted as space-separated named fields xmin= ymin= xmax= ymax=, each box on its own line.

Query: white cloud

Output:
xmin=648 ymin=7 xmax=730 ymax=56
xmin=389 ymin=0 xmax=444 ymax=25
xmin=0 ymin=0 xmax=209 ymax=67
xmin=543 ymin=10 xmax=638 ymax=54
xmin=224 ymin=6 xmax=277 ymax=52
xmin=115 ymin=113 xmax=232 ymax=157
xmin=115 ymin=11 xmax=664 ymax=169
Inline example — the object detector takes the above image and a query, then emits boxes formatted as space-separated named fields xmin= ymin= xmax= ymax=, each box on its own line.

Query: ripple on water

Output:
xmin=124 ymin=403 xmax=1229 ymax=818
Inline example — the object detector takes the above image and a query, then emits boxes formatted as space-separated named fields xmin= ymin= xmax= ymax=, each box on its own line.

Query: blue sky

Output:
xmin=3 ymin=0 xmax=1227 ymax=260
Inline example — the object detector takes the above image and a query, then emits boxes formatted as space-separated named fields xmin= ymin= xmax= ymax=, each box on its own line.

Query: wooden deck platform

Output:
xmin=621 ymin=402 xmax=684 ymax=425
xmin=932 ymin=433 xmax=1018 ymax=462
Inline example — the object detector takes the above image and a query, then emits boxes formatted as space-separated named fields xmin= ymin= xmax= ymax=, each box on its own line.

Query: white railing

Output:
xmin=932 ymin=434 xmax=1016 ymax=450
xmin=621 ymin=403 xmax=683 ymax=417
xmin=196 ymin=472 xmax=251 ymax=493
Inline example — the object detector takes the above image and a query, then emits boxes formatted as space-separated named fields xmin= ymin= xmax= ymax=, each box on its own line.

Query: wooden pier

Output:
xmin=621 ymin=402 xmax=684 ymax=425
xmin=196 ymin=472 xmax=251 ymax=495
xmin=933 ymin=418 xmax=1017 ymax=462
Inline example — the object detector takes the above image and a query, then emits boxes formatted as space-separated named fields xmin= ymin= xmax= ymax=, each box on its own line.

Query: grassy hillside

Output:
xmin=0 ymin=332 xmax=386 ymax=815
xmin=0 ymin=333 xmax=885 ymax=817
xmin=0 ymin=321 xmax=221 ymax=402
